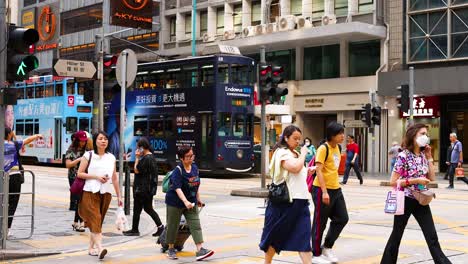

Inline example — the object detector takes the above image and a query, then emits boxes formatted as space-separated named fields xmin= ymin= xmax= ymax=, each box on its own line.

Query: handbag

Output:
xmin=267 ymin=149 xmax=290 ymax=204
xmin=70 ymin=151 xmax=92 ymax=196
xmin=411 ymin=189 xmax=435 ymax=206
xmin=385 ymin=181 xmax=405 ymax=215
xmin=455 ymin=166 xmax=465 ymax=178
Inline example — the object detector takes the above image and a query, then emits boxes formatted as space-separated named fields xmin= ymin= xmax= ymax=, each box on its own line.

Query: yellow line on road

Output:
xmin=433 ymin=215 xmax=468 ymax=236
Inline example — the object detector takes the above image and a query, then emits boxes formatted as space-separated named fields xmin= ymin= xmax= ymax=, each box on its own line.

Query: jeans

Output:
xmin=381 ymin=197 xmax=451 ymax=264
xmin=132 ymin=192 xmax=162 ymax=231
xmin=390 ymin=158 xmax=396 ymax=173
xmin=448 ymin=163 xmax=468 ymax=187
xmin=342 ymin=152 xmax=363 ymax=184
xmin=311 ymin=187 xmax=349 ymax=256
xmin=166 ymin=205 xmax=204 ymax=245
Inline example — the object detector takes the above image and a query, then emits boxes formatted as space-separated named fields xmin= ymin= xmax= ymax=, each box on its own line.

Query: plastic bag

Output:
xmin=115 ymin=207 xmax=130 ymax=231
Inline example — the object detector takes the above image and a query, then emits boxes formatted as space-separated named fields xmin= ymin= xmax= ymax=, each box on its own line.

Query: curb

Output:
xmin=0 ymin=250 xmax=60 ymax=261
xmin=380 ymin=181 xmax=438 ymax=188
xmin=230 ymin=188 xmax=269 ymax=198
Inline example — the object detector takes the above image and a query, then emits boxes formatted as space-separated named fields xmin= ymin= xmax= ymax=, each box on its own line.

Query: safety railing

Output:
xmin=0 ymin=170 xmax=36 ymax=248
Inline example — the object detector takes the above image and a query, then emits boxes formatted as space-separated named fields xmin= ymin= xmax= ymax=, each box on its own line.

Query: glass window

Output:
xmin=359 ymin=0 xmax=374 ymax=13
xmin=291 ymin=0 xmax=302 ymax=16
xmin=270 ymin=0 xmax=280 ymax=23
xmin=24 ymin=0 xmax=36 ymax=7
xmin=66 ymin=117 xmax=78 ymax=134
xmin=185 ymin=14 xmax=192 ymax=39
xmin=233 ymin=4 xmax=243 ymax=33
xmin=34 ymin=120 xmax=39 ymax=134
xmin=61 ymin=4 xmax=103 ymax=35
xmin=231 ymin=64 xmax=252 ymax=85
xmin=313 ymin=0 xmax=325 ymax=19
xmin=35 ymin=86 xmax=44 ymax=98
xmin=349 ymin=40 xmax=381 ymax=77
xmin=79 ymin=118 xmax=90 ymax=132
xmin=217 ymin=8 xmax=225 ymax=35
xmin=451 ymin=8 xmax=468 ymax=58
xmin=409 ymin=0 xmax=447 ymax=12
xmin=45 ymin=85 xmax=54 ymax=97
xmin=26 ymin=87 xmax=34 ymax=99
xmin=15 ymin=120 xmax=24 ymax=135
xmin=134 ymin=116 xmax=148 ymax=136
xmin=200 ymin=64 xmax=215 ymax=87
xmin=265 ymin=49 xmax=296 ymax=81
xmin=200 ymin=11 xmax=208 ymax=35
xmin=55 ymin=83 xmax=63 ymax=96
xmin=303 ymin=44 xmax=340 ymax=80
xmin=67 ymin=83 xmax=74 ymax=95
xmin=252 ymin=1 xmax=261 ymax=26
xmin=166 ymin=68 xmax=183 ymax=88
xmin=25 ymin=123 xmax=34 ymax=136
xmin=217 ymin=64 xmax=229 ymax=84
xmin=170 ymin=16 xmax=176 ymax=42
xmin=232 ymin=114 xmax=246 ymax=138
xmin=335 ymin=0 xmax=348 ymax=17
xmin=217 ymin=113 xmax=231 ymax=137
xmin=183 ymin=64 xmax=199 ymax=88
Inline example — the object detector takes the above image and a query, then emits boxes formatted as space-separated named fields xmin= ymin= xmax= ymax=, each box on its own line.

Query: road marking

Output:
xmin=433 ymin=216 xmax=468 ymax=236
xmin=341 ymin=254 xmax=409 ymax=264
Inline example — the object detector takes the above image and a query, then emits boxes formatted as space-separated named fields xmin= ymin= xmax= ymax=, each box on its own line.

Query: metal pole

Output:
xmin=408 ymin=67 xmax=415 ymax=126
xmin=93 ymin=36 xmax=101 ymax=133
xmin=260 ymin=46 xmax=266 ymax=189
xmin=119 ymin=51 xmax=128 ymax=195
xmin=370 ymin=91 xmax=376 ymax=176
xmin=0 ymin=0 xmax=7 ymax=248
xmin=192 ymin=0 xmax=197 ymax=56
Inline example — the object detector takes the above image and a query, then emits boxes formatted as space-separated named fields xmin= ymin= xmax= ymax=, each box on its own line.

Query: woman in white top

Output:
xmin=78 ymin=131 xmax=122 ymax=260
xmin=259 ymin=125 xmax=315 ymax=264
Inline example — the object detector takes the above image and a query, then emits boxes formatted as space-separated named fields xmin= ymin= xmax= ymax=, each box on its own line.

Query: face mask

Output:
xmin=305 ymin=142 xmax=310 ymax=147
xmin=416 ymin=135 xmax=430 ymax=148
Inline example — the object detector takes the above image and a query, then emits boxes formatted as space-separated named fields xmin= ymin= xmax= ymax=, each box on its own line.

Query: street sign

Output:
xmin=54 ymin=59 xmax=96 ymax=78
xmin=344 ymin=120 xmax=368 ymax=128
xmin=116 ymin=49 xmax=137 ymax=88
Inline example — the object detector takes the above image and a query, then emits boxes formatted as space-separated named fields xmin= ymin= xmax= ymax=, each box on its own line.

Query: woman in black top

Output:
xmin=123 ymin=138 xmax=164 ymax=237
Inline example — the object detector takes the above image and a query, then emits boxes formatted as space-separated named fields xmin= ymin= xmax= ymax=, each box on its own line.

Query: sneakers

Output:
xmin=167 ymin=248 xmax=178 ymax=260
xmin=196 ymin=247 xmax=214 ymax=261
xmin=153 ymin=225 xmax=164 ymax=237
xmin=122 ymin=229 xmax=140 ymax=236
xmin=446 ymin=185 xmax=454 ymax=189
xmin=322 ymin=248 xmax=338 ymax=263
xmin=312 ymin=255 xmax=331 ymax=264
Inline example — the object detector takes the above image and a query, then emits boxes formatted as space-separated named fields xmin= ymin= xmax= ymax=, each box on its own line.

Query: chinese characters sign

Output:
xmin=135 ymin=92 xmax=186 ymax=106
xmin=400 ymin=96 xmax=440 ymax=118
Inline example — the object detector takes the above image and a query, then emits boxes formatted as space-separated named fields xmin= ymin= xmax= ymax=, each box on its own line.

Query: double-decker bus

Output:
xmin=106 ymin=54 xmax=256 ymax=174
xmin=12 ymin=76 xmax=93 ymax=163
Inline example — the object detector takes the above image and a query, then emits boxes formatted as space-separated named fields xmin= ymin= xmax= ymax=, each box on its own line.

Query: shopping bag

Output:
xmin=384 ymin=181 xmax=405 ymax=215
xmin=455 ymin=167 xmax=465 ymax=178
xmin=115 ymin=207 xmax=130 ymax=231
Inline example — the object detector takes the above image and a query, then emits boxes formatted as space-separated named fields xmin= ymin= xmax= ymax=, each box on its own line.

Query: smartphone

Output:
xmin=309 ymin=166 xmax=317 ymax=171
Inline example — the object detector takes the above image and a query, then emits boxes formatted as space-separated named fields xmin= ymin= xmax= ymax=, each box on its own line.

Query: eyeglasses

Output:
xmin=185 ymin=154 xmax=195 ymax=159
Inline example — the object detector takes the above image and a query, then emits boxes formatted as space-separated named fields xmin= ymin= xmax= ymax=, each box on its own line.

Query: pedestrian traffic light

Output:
xmin=270 ymin=65 xmax=288 ymax=102
xmin=361 ymin=103 xmax=371 ymax=127
xmin=397 ymin=84 xmax=410 ymax=113
xmin=372 ymin=106 xmax=382 ymax=126
xmin=83 ymin=81 xmax=94 ymax=103
xmin=258 ymin=63 xmax=272 ymax=103
xmin=7 ymin=25 xmax=39 ymax=82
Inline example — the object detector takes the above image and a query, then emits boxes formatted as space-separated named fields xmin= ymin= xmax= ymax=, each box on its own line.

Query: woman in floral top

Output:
xmin=381 ymin=124 xmax=451 ymax=264
xmin=65 ymin=131 xmax=88 ymax=232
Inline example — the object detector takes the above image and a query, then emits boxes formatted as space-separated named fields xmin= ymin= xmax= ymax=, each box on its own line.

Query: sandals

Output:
xmin=88 ymin=250 xmax=98 ymax=256
xmin=72 ymin=223 xmax=85 ymax=232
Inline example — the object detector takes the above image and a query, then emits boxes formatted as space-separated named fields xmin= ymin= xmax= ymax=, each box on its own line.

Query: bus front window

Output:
xmin=231 ymin=64 xmax=251 ymax=85
xmin=232 ymin=113 xmax=246 ymax=138
xmin=217 ymin=113 xmax=231 ymax=137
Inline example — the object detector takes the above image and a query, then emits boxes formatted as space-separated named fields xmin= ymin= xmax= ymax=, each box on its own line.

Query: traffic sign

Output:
xmin=344 ymin=120 xmax=368 ymax=128
xmin=54 ymin=59 xmax=96 ymax=78
xmin=116 ymin=49 xmax=137 ymax=88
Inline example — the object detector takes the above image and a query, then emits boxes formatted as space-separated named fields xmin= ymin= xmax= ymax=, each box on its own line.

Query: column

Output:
xmin=207 ymin=6 xmax=216 ymax=36
xmin=348 ymin=0 xmax=358 ymax=19
xmin=195 ymin=11 xmax=201 ymax=39
xmin=324 ymin=0 xmax=335 ymax=16
xmin=261 ymin=0 xmax=268 ymax=24
xmin=224 ymin=2 xmax=234 ymax=31
xmin=295 ymin=46 xmax=304 ymax=81
xmin=242 ymin=0 xmax=252 ymax=27
xmin=340 ymin=40 xmax=348 ymax=77
xmin=280 ymin=0 xmax=291 ymax=16
xmin=302 ymin=0 xmax=313 ymax=18
xmin=176 ymin=12 xmax=186 ymax=41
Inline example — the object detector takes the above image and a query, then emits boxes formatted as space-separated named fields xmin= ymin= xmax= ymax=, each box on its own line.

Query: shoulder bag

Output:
xmin=411 ymin=189 xmax=435 ymax=206
xmin=70 ymin=151 xmax=92 ymax=196
xmin=267 ymin=149 xmax=290 ymax=204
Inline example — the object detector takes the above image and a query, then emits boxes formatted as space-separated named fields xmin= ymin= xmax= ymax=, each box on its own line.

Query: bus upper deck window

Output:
xmin=231 ymin=64 xmax=250 ymax=85
xmin=35 ymin=86 xmax=44 ymax=98
xmin=27 ymin=87 xmax=34 ymax=98
xmin=67 ymin=83 xmax=74 ymax=95
xmin=56 ymin=84 xmax=63 ymax=96
xmin=183 ymin=64 xmax=199 ymax=88
xmin=200 ymin=65 xmax=214 ymax=87
xmin=45 ymin=86 xmax=54 ymax=97
xmin=217 ymin=64 xmax=229 ymax=84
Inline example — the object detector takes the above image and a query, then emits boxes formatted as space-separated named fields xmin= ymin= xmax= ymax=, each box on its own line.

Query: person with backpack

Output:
xmin=3 ymin=128 xmax=43 ymax=232
xmin=341 ymin=135 xmax=363 ymax=185
xmin=164 ymin=145 xmax=214 ymax=261
xmin=123 ymin=137 xmax=164 ymax=237
xmin=311 ymin=122 xmax=348 ymax=264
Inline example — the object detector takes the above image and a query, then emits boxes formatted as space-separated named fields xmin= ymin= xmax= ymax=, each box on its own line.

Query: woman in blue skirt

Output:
xmin=260 ymin=125 xmax=314 ymax=264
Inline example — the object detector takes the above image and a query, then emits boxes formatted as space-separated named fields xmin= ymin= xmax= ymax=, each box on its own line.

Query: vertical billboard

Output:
xmin=35 ymin=2 xmax=60 ymax=52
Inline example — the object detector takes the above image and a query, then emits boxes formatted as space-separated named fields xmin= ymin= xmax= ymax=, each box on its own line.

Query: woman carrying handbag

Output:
xmin=259 ymin=125 xmax=315 ymax=264
xmin=381 ymin=124 xmax=452 ymax=264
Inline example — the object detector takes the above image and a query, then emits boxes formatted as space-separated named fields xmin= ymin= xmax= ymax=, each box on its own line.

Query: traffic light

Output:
xmin=397 ymin=84 xmax=410 ymax=113
xmin=83 ymin=81 xmax=94 ymax=103
xmin=361 ymin=103 xmax=371 ymax=127
xmin=7 ymin=25 xmax=39 ymax=82
xmin=258 ymin=63 xmax=272 ymax=103
xmin=270 ymin=65 xmax=288 ymax=102
xmin=103 ymin=54 xmax=118 ymax=80
xmin=372 ymin=106 xmax=382 ymax=126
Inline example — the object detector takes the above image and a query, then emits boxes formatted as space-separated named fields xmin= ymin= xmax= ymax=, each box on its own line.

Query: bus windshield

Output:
xmin=218 ymin=112 xmax=252 ymax=138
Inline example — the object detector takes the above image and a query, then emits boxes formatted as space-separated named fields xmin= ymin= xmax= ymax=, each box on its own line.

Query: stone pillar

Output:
xmin=195 ymin=11 xmax=201 ymax=38
xmin=295 ymin=46 xmax=304 ymax=81
xmin=224 ymin=2 xmax=234 ymax=31
xmin=242 ymin=0 xmax=252 ymax=27
xmin=280 ymin=0 xmax=291 ymax=16
xmin=348 ymin=0 xmax=358 ymax=19
xmin=176 ymin=12 xmax=186 ymax=41
xmin=302 ymin=0 xmax=313 ymax=18
xmin=324 ymin=0 xmax=335 ymax=16
xmin=207 ymin=6 xmax=216 ymax=36
xmin=261 ymin=0 xmax=268 ymax=24
xmin=340 ymin=40 xmax=348 ymax=77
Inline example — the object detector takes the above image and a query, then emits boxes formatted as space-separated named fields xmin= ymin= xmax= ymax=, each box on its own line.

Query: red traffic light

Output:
xmin=272 ymin=66 xmax=283 ymax=77
xmin=260 ymin=65 xmax=271 ymax=76
xmin=104 ymin=55 xmax=118 ymax=67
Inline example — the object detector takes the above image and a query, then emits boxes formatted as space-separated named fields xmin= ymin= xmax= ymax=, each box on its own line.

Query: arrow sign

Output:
xmin=54 ymin=59 xmax=96 ymax=78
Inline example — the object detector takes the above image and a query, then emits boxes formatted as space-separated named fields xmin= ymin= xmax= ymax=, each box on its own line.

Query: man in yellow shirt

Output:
xmin=311 ymin=122 xmax=348 ymax=264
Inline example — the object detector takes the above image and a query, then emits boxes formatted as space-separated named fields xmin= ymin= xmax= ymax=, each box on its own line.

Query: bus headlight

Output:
xmin=236 ymin=149 xmax=244 ymax=159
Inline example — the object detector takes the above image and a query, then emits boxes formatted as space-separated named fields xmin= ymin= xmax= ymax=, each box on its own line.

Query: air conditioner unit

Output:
xmin=223 ymin=30 xmax=236 ymax=40
xmin=278 ymin=15 xmax=297 ymax=31
xmin=255 ymin=25 xmax=264 ymax=35
xmin=265 ymin=23 xmax=278 ymax=34
xmin=322 ymin=15 xmax=337 ymax=26
xmin=202 ymin=33 xmax=216 ymax=43
xmin=296 ymin=16 xmax=313 ymax=29
xmin=242 ymin=26 xmax=255 ymax=37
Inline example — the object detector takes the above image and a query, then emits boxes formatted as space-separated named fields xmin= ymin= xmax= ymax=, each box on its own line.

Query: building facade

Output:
xmin=379 ymin=0 xmax=468 ymax=172
xmin=159 ymin=0 xmax=386 ymax=172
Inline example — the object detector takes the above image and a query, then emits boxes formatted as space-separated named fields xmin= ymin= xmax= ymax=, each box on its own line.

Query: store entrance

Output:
xmin=448 ymin=112 xmax=468 ymax=163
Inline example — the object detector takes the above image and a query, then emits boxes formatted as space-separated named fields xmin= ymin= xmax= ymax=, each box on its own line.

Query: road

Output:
xmin=5 ymin=165 xmax=468 ymax=263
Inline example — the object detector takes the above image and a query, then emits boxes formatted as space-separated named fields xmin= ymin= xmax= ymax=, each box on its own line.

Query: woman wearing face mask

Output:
xmin=304 ymin=137 xmax=316 ymax=166
xmin=381 ymin=124 xmax=452 ymax=264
